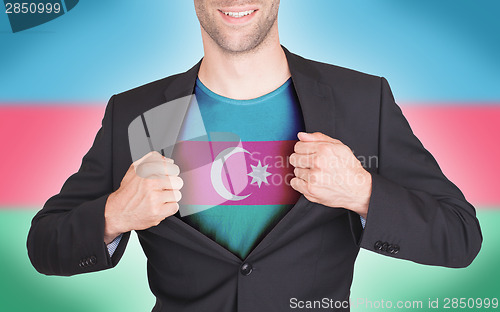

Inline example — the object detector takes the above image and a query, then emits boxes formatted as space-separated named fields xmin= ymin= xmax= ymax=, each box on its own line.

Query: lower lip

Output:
xmin=218 ymin=10 xmax=258 ymax=24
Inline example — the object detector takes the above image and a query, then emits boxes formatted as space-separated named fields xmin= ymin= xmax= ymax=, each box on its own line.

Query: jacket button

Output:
xmin=387 ymin=244 xmax=395 ymax=254
xmin=89 ymin=256 xmax=97 ymax=265
xmin=240 ymin=263 xmax=253 ymax=276
xmin=374 ymin=241 xmax=383 ymax=250
xmin=79 ymin=259 xmax=87 ymax=267
xmin=393 ymin=245 xmax=400 ymax=254
xmin=381 ymin=242 xmax=389 ymax=252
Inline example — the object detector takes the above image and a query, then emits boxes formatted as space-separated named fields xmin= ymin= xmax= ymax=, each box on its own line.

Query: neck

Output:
xmin=198 ymin=24 xmax=291 ymax=100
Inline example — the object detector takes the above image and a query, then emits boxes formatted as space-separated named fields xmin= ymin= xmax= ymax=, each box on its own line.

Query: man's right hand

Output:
xmin=103 ymin=151 xmax=183 ymax=244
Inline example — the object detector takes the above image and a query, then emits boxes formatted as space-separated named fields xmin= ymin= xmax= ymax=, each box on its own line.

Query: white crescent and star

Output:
xmin=210 ymin=147 xmax=271 ymax=201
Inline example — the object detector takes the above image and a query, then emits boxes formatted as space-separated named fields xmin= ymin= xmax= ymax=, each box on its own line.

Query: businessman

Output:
xmin=27 ymin=1 xmax=482 ymax=311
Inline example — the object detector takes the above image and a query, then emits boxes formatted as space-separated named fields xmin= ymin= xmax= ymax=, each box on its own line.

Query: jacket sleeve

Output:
xmin=27 ymin=95 xmax=131 ymax=276
xmin=355 ymin=77 xmax=482 ymax=268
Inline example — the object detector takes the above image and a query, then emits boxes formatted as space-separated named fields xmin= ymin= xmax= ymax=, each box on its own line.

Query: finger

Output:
xmin=149 ymin=162 xmax=179 ymax=176
xmin=165 ymin=162 xmax=180 ymax=176
xmin=127 ymin=151 xmax=164 ymax=182
xmin=158 ymin=190 xmax=182 ymax=203
xmin=294 ymin=141 xmax=315 ymax=154
xmin=290 ymin=176 xmax=306 ymax=192
xmin=298 ymin=132 xmax=342 ymax=144
xmin=161 ymin=176 xmax=184 ymax=190
xmin=294 ymin=141 xmax=334 ymax=154
xmin=293 ymin=167 xmax=310 ymax=181
xmin=290 ymin=177 xmax=315 ymax=197
xmin=289 ymin=153 xmax=315 ymax=168
xmin=150 ymin=176 xmax=183 ymax=191
xmin=127 ymin=152 xmax=156 ymax=183
xmin=290 ymin=177 xmax=319 ymax=203
xmin=295 ymin=167 xmax=324 ymax=185
xmin=161 ymin=202 xmax=180 ymax=217
xmin=136 ymin=162 xmax=180 ymax=178
xmin=133 ymin=151 xmax=162 ymax=167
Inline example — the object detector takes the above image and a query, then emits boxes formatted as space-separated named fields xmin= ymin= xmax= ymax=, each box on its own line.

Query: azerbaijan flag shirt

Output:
xmin=173 ymin=77 xmax=305 ymax=259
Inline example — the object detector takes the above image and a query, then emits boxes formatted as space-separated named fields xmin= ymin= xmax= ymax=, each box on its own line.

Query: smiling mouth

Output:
xmin=219 ymin=9 xmax=257 ymax=18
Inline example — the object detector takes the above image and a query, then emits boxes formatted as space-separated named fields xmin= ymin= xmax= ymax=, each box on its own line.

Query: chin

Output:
xmin=219 ymin=35 xmax=262 ymax=54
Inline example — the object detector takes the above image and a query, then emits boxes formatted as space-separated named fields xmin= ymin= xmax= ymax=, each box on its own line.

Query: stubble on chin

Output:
xmin=196 ymin=1 xmax=279 ymax=55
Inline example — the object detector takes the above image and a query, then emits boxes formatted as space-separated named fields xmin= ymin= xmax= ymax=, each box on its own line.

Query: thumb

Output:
xmin=297 ymin=132 xmax=341 ymax=144
xmin=133 ymin=151 xmax=160 ymax=167
xmin=127 ymin=151 xmax=170 ymax=178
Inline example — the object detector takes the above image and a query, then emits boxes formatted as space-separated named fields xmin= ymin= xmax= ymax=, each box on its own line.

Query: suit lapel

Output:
xmin=284 ymin=47 xmax=337 ymax=137
xmin=163 ymin=60 xmax=201 ymax=102
xmin=157 ymin=47 xmax=338 ymax=261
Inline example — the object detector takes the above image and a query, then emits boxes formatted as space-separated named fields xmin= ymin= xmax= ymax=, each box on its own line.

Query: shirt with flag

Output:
xmin=173 ymin=77 xmax=305 ymax=260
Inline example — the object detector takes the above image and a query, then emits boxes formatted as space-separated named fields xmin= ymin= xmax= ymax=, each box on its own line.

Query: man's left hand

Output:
xmin=289 ymin=132 xmax=372 ymax=219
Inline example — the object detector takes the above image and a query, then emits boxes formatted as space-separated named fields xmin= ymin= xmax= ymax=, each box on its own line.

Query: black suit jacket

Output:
xmin=27 ymin=47 xmax=482 ymax=311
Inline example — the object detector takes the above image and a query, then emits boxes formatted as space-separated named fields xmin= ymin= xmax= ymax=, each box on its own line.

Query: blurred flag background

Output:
xmin=0 ymin=1 xmax=499 ymax=311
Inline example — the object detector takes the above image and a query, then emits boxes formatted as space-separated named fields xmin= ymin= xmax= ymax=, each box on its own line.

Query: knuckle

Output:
xmin=310 ymin=167 xmax=321 ymax=177
xmin=299 ymin=157 xmax=308 ymax=168
xmin=164 ymin=176 xmax=173 ymax=189
xmin=317 ymin=144 xmax=327 ymax=153
xmin=147 ymin=151 xmax=162 ymax=162
xmin=157 ymin=178 xmax=170 ymax=190
xmin=146 ymin=179 xmax=160 ymax=190
xmin=141 ymin=177 xmax=156 ymax=188
xmin=340 ymin=144 xmax=352 ymax=155
xmin=159 ymin=190 xmax=171 ymax=203
xmin=138 ymin=162 xmax=152 ymax=171
xmin=137 ymin=163 xmax=156 ymax=178
xmin=308 ymin=171 xmax=318 ymax=184
xmin=312 ymin=156 xmax=322 ymax=168
xmin=318 ymin=143 xmax=332 ymax=155
xmin=145 ymin=191 xmax=156 ymax=203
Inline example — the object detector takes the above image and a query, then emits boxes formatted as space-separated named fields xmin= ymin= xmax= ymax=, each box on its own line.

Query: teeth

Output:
xmin=222 ymin=10 xmax=255 ymax=18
